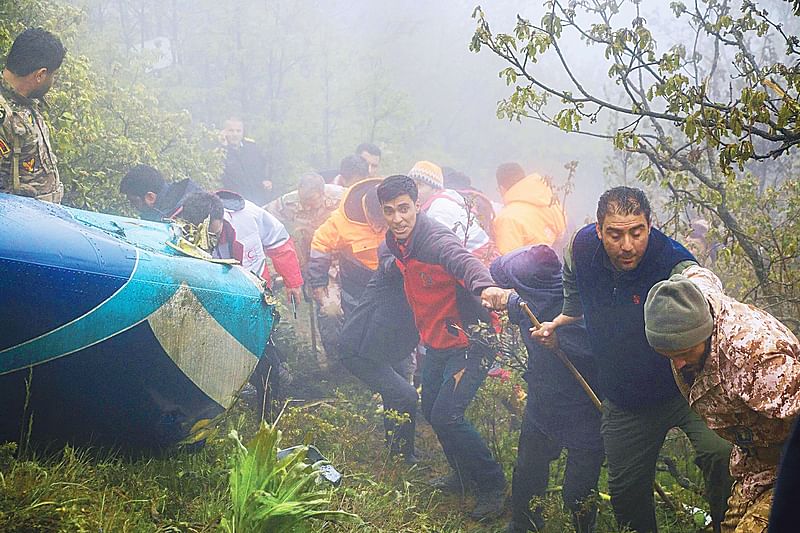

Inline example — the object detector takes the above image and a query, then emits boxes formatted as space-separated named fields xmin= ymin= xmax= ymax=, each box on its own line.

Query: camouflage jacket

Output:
xmin=0 ymin=77 xmax=61 ymax=202
xmin=675 ymin=265 xmax=800 ymax=500
xmin=265 ymin=184 xmax=344 ymax=268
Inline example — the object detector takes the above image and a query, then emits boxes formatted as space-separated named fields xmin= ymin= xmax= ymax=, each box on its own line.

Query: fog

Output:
xmin=69 ymin=0 xmax=798 ymax=223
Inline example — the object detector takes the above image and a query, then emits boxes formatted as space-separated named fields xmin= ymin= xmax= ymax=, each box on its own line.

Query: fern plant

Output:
xmin=220 ymin=422 xmax=361 ymax=533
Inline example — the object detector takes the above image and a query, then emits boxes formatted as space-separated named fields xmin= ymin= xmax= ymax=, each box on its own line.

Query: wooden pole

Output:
xmin=520 ymin=301 xmax=602 ymax=410
xmin=519 ymin=301 xmax=678 ymax=512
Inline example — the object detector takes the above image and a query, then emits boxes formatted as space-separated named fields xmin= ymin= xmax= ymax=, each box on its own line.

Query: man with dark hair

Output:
xmin=119 ymin=164 xmax=204 ymax=221
xmin=220 ymin=117 xmax=272 ymax=206
xmin=493 ymin=162 xmax=567 ymax=254
xmin=355 ymin=142 xmax=381 ymax=177
xmin=533 ymin=186 xmax=733 ymax=532
xmin=375 ymin=174 xmax=510 ymax=520
xmin=1 ymin=28 xmax=66 ymax=202
xmin=335 ymin=154 xmax=370 ymax=187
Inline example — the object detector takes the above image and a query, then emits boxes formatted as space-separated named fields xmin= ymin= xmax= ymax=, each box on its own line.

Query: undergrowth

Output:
xmin=0 ymin=302 xmax=716 ymax=532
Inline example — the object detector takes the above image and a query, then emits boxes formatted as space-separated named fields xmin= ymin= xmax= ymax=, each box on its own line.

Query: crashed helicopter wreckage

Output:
xmin=0 ymin=193 xmax=275 ymax=451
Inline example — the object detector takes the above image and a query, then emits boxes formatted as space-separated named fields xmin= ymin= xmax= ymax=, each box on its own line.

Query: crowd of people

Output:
xmin=3 ymin=27 xmax=800 ymax=533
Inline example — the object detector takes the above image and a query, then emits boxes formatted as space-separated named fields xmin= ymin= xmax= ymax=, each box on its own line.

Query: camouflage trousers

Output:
xmin=721 ymin=483 xmax=772 ymax=533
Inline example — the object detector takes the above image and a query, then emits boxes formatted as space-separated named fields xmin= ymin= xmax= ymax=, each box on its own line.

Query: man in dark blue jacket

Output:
xmin=491 ymin=245 xmax=603 ymax=533
xmin=533 ymin=187 xmax=732 ymax=532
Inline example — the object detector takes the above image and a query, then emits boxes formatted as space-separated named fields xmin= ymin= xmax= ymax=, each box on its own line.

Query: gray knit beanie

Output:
xmin=644 ymin=274 xmax=713 ymax=352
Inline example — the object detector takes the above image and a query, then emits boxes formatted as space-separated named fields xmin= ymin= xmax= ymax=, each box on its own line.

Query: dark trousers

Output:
xmin=511 ymin=418 xmax=603 ymax=532
xmin=250 ymin=345 xmax=281 ymax=399
xmin=421 ymin=345 xmax=505 ymax=492
xmin=342 ymin=355 xmax=417 ymax=456
xmin=602 ymin=395 xmax=733 ymax=532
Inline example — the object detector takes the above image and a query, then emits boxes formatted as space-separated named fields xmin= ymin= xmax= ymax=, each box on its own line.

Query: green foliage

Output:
xmin=1 ymin=0 xmax=221 ymax=213
xmin=221 ymin=422 xmax=361 ymax=533
xmin=472 ymin=0 xmax=800 ymax=323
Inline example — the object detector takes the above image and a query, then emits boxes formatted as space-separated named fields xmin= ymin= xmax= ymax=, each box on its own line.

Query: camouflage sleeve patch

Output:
xmin=0 ymin=138 xmax=9 ymax=157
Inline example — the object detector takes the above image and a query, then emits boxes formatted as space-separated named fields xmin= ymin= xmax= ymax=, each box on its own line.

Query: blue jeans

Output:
xmin=421 ymin=344 xmax=505 ymax=492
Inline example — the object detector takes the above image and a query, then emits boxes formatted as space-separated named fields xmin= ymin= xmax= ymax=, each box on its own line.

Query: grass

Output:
xmin=0 ymin=305 xmax=716 ymax=532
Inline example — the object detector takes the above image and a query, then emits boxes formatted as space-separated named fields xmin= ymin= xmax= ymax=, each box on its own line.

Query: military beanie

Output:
xmin=644 ymin=274 xmax=713 ymax=352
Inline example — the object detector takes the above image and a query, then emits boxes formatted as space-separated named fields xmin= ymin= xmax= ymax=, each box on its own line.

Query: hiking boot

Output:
xmin=428 ymin=472 xmax=470 ymax=494
xmin=400 ymin=453 xmax=419 ymax=465
xmin=470 ymin=487 xmax=506 ymax=520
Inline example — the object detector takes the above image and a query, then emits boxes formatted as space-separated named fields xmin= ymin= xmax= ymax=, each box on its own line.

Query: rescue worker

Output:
xmin=533 ymin=186 xmax=733 ymax=532
xmin=408 ymin=160 xmax=496 ymax=264
xmin=220 ymin=117 xmax=272 ymax=206
xmin=376 ymin=174 xmax=509 ymax=520
xmin=332 ymin=154 xmax=370 ymax=188
xmin=119 ymin=164 xmax=204 ymax=221
xmin=493 ymin=162 xmax=567 ymax=254
xmin=266 ymin=172 xmax=345 ymax=359
xmin=179 ymin=190 xmax=303 ymax=305
xmin=180 ymin=191 xmax=303 ymax=406
xmin=0 ymin=28 xmax=66 ymax=202
xmin=356 ymin=142 xmax=381 ymax=177
xmin=645 ymin=267 xmax=800 ymax=532
xmin=266 ymin=173 xmax=345 ymax=264
xmin=491 ymin=245 xmax=603 ymax=533
xmin=308 ymin=178 xmax=385 ymax=318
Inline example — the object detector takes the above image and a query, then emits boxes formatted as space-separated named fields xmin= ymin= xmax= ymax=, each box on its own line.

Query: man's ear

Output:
xmin=595 ymin=222 xmax=603 ymax=240
xmin=415 ymin=200 xmax=421 ymax=213
xmin=144 ymin=191 xmax=158 ymax=207
xmin=34 ymin=67 xmax=48 ymax=83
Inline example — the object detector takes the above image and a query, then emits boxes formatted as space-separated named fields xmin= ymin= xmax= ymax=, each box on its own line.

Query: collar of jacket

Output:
xmin=385 ymin=211 xmax=435 ymax=261
xmin=0 ymin=76 xmax=43 ymax=107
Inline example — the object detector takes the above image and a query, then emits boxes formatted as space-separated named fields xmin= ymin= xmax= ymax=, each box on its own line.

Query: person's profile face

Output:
xmin=299 ymin=190 xmax=324 ymax=211
xmin=28 ymin=68 xmax=57 ymax=99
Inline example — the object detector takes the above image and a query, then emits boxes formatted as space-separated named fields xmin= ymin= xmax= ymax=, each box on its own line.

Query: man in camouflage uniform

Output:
xmin=645 ymin=265 xmax=800 ymax=533
xmin=1 ymin=28 xmax=65 ymax=203
xmin=266 ymin=172 xmax=344 ymax=360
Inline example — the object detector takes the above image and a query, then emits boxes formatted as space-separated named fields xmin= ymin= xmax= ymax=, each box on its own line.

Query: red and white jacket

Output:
xmin=384 ymin=213 xmax=496 ymax=351
xmin=215 ymin=190 xmax=303 ymax=289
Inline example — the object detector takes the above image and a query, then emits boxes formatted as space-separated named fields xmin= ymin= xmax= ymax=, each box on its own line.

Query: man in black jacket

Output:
xmin=119 ymin=164 xmax=204 ymax=221
xmin=338 ymin=247 xmax=420 ymax=463
xmin=220 ymin=117 xmax=272 ymax=206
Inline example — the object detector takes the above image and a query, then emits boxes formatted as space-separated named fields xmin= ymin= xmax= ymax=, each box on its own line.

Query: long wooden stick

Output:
xmin=519 ymin=301 xmax=679 ymax=512
xmin=520 ymin=301 xmax=601 ymax=410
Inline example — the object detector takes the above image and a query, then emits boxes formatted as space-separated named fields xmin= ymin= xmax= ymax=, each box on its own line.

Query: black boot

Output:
xmin=386 ymin=414 xmax=417 ymax=464
xmin=471 ymin=485 xmax=506 ymax=520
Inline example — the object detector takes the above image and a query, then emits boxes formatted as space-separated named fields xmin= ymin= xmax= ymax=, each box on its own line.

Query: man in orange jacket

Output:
xmin=493 ymin=162 xmax=567 ymax=254
xmin=308 ymin=178 xmax=386 ymax=317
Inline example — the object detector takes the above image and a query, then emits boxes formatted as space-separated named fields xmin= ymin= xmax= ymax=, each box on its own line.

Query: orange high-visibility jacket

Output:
xmin=494 ymin=174 xmax=567 ymax=254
